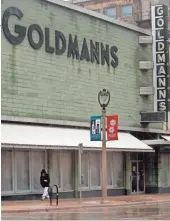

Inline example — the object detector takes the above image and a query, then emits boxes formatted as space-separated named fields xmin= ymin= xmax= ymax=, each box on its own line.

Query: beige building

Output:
xmin=73 ymin=0 xmax=170 ymax=29
xmin=1 ymin=0 xmax=170 ymax=201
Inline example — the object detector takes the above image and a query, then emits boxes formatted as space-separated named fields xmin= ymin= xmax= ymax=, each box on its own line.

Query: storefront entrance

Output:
xmin=131 ymin=153 xmax=145 ymax=194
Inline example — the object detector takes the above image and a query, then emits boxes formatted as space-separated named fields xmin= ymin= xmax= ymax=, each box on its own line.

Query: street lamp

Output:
xmin=98 ymin=89 xmax=110 ymax=204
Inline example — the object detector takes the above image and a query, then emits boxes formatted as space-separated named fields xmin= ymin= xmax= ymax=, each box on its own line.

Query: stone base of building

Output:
xmin=145 ymin=186 xmax=170 ymax=194
xmin=2 ymin=189 xmax=125 ymax=201
xmin=2 ymin=187 xmax=170 ymax=201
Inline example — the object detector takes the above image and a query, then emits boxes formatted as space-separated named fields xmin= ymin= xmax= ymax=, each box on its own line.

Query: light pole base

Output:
xmin=100 ymin=199 xmax=109 ymax=204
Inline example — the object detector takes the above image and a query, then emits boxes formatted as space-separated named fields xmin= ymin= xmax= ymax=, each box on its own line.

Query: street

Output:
xmin=2 ymin=202 xmax=170 ymax=220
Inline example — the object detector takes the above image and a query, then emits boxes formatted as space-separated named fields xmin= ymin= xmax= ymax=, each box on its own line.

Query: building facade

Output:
xmin=1 ymin=0 xmax=170 ymax=200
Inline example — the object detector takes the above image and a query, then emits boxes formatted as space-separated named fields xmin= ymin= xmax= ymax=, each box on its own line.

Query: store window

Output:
xmin=49 ymin=150 xmax=61 ymax=188
xmin=104 ymin=7 xmax=116 ymax=18
xmin=1 ymin=150 xmax=13 ymax=192
xmin=15 ymin=150 xmax=30 ymax=191
xmin=161 ymin=153 xmax=170 ymax=186
xmin=31 ymin=150 xmax=45 ymax=192
xmin=122 ymin=5 xmax=132 ymax=17
xmin=82 ymin=151 xmax=124 ymax=189
xmin=61 ymin=151 xmax=73 ymax=190
xmin=145 ymin=152 xmax=158 ymax=187
xmin=107 ymin=152 xmax=124 ymax=188
xmin=2 ymin=148 xmax=74 ymax=195
xmin=81 ymin=152 xmax=89 ymax=187
xmin=81 ymin=151 xmax=101 ymax=188
xmin=49 ymin=150 xmax=73 ymax=191
xmin=90 ymin=152 xmax=101 ymax=187
xmin=113 ymin=152 xmax=124 ymax=187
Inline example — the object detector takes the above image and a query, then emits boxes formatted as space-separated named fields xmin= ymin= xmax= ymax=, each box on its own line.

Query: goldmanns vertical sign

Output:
xmin=151 ymin=5 xmax=169 ymax=117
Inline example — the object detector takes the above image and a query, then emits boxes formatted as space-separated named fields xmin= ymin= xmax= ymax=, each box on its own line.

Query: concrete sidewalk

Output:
xmin=2 ymin=194 xmax=170 ymax=214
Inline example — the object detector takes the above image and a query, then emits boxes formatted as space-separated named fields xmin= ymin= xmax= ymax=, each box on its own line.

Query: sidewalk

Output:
xmin=2 ymin=194 xmax=170 ymax=214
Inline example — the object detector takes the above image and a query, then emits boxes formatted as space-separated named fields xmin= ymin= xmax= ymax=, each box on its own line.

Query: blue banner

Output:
xmin=90 ymin=116 xmax=101 ymax=141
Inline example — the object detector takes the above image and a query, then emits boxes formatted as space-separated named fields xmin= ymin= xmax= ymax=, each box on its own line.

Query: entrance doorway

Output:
xmin=131 ymin=153 xmax=145 ymax=193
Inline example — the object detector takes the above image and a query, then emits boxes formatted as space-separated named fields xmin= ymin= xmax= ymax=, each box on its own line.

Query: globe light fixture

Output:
xmin=98 ymin=89 xmax=110 ymax=110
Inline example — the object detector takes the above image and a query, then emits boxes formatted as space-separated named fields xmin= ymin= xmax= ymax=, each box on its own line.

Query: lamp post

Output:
xmin=98 ymin=89 xmax=110 ymax=204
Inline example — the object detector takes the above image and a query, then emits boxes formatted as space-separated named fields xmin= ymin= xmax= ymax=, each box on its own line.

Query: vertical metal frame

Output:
xmin=58 ymin=150 xmax=62 ymax=190
xmin=122 ymin=152 xmax=126 ymax=188
xmin=88 ymin=152 xmax=92 ymax=189
xmin=111 ymin=152 xmax=114 ymax=187
xmin=45 ymin=149 xmax=48 ymax=172
xmin=29 ymin=149 xmax=32 ymax=193
xmin=112 ymin=152 xmax=116 ymax=188
xmin=87 ymin=152 xmax=90 ymax=189
xmin=12 ymin=148 xmax=15 ymax=193
xmin=168 ymin=154 xmax=170 ymax=186
xmin=169 ymin=154 xmax=170 ymax=186
xmin=60 ymin=151 xmax=63 ymax=191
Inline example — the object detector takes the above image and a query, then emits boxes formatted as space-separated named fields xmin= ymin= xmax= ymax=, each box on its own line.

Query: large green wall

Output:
xmin=1 ymin=0 xmax=153 ymax=126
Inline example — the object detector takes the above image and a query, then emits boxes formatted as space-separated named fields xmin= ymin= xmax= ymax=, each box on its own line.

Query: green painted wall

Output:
xmin=1 ymin=0 xmax=154 ymax=127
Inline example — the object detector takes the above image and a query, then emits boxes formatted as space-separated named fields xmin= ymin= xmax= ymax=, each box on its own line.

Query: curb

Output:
xmin=2 ymin=200 xmax=170 ymax=214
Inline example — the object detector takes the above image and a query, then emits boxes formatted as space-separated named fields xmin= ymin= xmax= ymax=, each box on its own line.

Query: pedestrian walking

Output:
xmin=40 ymin=169 xmax=50 ymax=200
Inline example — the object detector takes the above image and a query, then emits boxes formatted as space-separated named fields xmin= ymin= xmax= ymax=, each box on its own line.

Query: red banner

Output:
xmin=107 ymin=115 xmax=118 ymax=141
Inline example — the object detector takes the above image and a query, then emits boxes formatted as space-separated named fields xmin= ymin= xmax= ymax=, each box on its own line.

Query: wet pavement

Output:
xmin=2 ymin=202 xmax=170 ymax=220
xmin=2 ymin=194 xmax=170 ymax=213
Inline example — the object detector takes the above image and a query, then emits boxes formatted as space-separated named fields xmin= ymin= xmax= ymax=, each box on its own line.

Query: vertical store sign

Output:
xmin=90 ymin=116 xmax=101 ymax=141
xmin=106 ymin=115 xmax=118 ymax=141
xmin=151 ymin=5 xmax=169 ymax=116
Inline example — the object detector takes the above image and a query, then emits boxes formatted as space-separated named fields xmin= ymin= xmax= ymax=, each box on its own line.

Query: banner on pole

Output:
xmin=90 ymin=116 xmax=101 ymax=141
xmin=107 ymin=115 xmax=118 ymax=141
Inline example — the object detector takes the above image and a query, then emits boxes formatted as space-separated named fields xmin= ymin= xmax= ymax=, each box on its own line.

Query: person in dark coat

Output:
xmin=40 ymin=169 xmax=50 ymax=200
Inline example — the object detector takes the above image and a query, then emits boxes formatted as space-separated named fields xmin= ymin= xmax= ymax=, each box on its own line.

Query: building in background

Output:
xmin=73 ymin=0 xmax=170 ymax=29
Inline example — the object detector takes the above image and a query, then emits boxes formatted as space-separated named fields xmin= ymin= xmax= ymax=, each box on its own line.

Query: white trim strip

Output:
xmin=1 ymin=144 xmax=154 ymax=152
xmin=2 ymin=115 xmax=170 ymax=134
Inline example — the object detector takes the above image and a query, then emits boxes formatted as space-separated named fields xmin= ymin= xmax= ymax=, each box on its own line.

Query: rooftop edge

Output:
xmin=44 ymin=0 xmax=151 ymax=35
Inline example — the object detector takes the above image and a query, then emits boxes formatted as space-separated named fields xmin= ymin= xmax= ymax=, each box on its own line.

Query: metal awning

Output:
xmin=143 ymin=139 xmax=170 ymax=146
xmin=162 ymin=135 xmax=170 ymax=141
xmin=1 ymin=123 xmax=154 ymax=152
